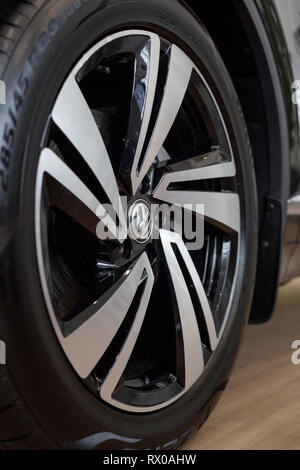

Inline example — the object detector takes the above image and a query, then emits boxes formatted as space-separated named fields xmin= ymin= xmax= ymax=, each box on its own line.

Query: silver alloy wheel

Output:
xmin=35 ymin=30 xmax=240 ymax=413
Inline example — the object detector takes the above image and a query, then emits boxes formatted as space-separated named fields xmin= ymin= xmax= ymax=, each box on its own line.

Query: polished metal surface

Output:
xmin=36 ymin=197 xmax=153 ymax=379
xmin=35 ymin=30 xmax=241 ymax=413
xmin=37 ymin=148 xmax=118 ymax=239
xmin=131 ymin=45 xmax=193 ymax=195
xmin=154 ymin=151 xmax=240 ymax=233
xmin=100 ymin=253 xmax=154 ymax=411
xmin=128 ymin=33 xmax=160 ymax=195
xmin=52 ymin=62 xmax=126 ymax=235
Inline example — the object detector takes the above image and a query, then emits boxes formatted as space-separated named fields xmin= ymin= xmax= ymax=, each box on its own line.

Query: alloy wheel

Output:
xmin=35 ymin=30 xmax=241 ymax=413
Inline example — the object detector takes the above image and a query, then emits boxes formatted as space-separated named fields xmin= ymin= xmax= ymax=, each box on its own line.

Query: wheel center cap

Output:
xmin=128 ymin=200 xmax=152 ymax=243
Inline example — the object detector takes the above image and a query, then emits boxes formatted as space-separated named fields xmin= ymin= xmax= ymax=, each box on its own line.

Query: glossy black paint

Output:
xmin=246 ymin=0 xmax=300 ymax=297
xmin=185 ymin=0 xmax=300 ymax=322
xmin=238 ymin=0 xmax=293 ymax=322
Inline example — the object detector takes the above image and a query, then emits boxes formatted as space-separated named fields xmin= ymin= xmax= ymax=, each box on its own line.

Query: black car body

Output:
xmin=186 ymin=0 xmax=300 ymax=323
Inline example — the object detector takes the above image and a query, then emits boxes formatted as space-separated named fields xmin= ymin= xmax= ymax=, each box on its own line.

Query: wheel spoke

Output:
xmin=154 ymin=150 xmax=240 ymax=232
xmin=52 ymin=73 xmax=126 ymax=233
xmin=119 ymin=33 xmax=160 ymax=193
xmin=154 ymin=150 xmax=236 ymax=185
xmin=100 ymin=254 xmax=154 ymax=405
xmin=52 ymin=253 xmax=154 ymax=379
xmin=157 ymin=190 xmax=240 ymax=233
xmin=131 ymin=45 xmax=193 ymax=194
xmin=161 ymin=230 xmax=218 ymax=354
xmin=36 ymin=148 xmax=118 ymax=239
xmin=160 ymin=230 xmax=214 ymax=388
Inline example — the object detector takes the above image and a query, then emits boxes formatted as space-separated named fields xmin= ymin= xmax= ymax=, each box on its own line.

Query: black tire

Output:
xmin=0 ymin=0 xmax=258 ymax=450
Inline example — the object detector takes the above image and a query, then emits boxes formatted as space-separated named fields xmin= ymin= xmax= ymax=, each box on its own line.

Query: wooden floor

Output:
xmin=184 ymin=279 xmax=300 ymax=450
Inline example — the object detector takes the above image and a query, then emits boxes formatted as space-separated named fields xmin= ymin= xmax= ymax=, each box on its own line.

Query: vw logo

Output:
xmin=128 ymin=200 xmax=152 ymax=243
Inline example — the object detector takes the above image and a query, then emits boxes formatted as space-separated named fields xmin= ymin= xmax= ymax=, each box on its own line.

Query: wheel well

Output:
xmin=183 ymin=0 xmax=291 ymax=322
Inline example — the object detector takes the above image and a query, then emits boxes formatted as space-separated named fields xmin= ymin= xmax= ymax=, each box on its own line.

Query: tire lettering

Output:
xmin=3 ymin=124 xmax=14 ymax=148
xmin=17 ymin=72 xmax=29 ymax=95
xmin=0 ymin=0 xmax=106 ymax=192
xmin=0 ymin=169 xmax=8 ymax=191
xmin=0 ymin=72 xmax=29 ymax=191
xmin=0 ymin=146 xmax=11 ymax=169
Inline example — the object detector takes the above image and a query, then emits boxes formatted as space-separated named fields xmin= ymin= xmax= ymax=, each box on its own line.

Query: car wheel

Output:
xmin=0 ymin=0 xmax=257 ymax=450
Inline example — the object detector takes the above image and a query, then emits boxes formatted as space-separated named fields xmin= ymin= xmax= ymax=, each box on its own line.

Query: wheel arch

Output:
xmin=183 ymin=0 xmax=297 ymax=323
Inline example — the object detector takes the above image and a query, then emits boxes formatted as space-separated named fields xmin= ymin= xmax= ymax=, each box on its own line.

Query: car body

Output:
xmin=185 ymin=0 xmax=300 ymax=323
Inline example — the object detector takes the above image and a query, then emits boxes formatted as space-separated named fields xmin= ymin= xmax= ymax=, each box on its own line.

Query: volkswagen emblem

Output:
xmin=128 ymin=200 xmax=153 ymax=243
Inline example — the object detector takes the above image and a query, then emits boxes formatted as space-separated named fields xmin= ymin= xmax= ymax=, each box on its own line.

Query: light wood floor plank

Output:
xmin=184 ymin=279 xmax=300 ymax=450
